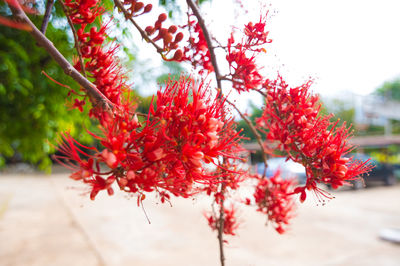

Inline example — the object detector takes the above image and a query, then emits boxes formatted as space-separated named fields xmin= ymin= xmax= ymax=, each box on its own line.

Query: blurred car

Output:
xmin=257 ymin=157 xmax=307 ymax=184
xmin=349 ymin=153 xmax=396 ymax=188
xmin=257 ymin=154 xmax=397 ymax=189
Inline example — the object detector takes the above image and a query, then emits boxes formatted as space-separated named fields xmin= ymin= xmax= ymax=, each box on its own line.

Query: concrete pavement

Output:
xmin=0 ymin=169 xmax=399 ymax=266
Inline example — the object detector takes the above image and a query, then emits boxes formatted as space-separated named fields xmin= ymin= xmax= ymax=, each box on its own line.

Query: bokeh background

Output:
xmin=1 ymin=0 xmax=399 ymax=265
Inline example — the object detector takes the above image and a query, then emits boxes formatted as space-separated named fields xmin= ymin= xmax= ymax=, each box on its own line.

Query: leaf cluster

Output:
xmin=0 ymin=16 xmax=93 ymax=171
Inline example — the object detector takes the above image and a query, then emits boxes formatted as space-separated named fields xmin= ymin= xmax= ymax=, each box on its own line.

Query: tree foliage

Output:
xmin=0 ymin=12 xmax=92 ymax=170
xmin=376 ymin=77 xmax=400 ymax=101
xmin=236 ymin=102 xmax=264 ymax=143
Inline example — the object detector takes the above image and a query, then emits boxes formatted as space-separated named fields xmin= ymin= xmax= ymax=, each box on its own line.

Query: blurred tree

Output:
xmin=328 ymin=99 xmax=355 ymax=130
xmin=376 ymin=77 xmax=400 ymax=101
xmin=236 ymin=102 xmax=264 ymax=143
xmin=0 ymin=0 xmax=203 ymax=171
xmin=367 ymin=77 xmax=400 ymax=135
xmin=0 ymin=5 xmax=93 ymax=171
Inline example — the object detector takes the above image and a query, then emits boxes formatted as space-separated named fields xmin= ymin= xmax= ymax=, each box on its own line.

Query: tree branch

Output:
xmin=9 ymin=3 xmax=113 ymax=111
xmin=60 ymin=1 xmax=87 ymax=78
xmin=40 ymin=0 xmax=54 ymax=34
xmin=186 ymin=0 xmax=222 ymax=88
xmin=217 ymin=184 xmax=226 ymax=266
xmin=113 ymin=0 xmax=164 ymax=54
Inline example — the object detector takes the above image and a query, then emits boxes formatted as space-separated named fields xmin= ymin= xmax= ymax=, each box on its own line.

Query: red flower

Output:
xmin=243 ymin=15 xmax=272 ymax=49
xmin=252 ymin=171 xmax=296 ymax=234
xmin=57 ymin=77 xmax=241 ymax=201
xmin=54 ymin=132 xmax=96 ymax=177
xmin=181 ymin=15 xmax=214 ymax=74
xmin=226 ymin=35 xmax=263 ymax=92
xmin=205 ymin=205 xmax=239 ymax=236
xmin=63 ymin=0 xmax=128 ymax=112
xmin=257 ymin=77 xmax=373 ymax=202
xmin=64 ymin=0 xmax=103 ymax=24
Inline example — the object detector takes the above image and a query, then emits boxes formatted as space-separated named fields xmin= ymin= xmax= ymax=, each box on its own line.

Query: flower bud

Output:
xmin=144 ymin=4 xmax=152 ymax=13
xmin=134 ymin=2 xmax=144 ymax=12
xmin=118 ymin=177 xmax=128 ymax=187
xmin=168 ymin=25 xmax=177 ymax=33
xmin=174 ymin=32 xmax=184 ymax=43
xmin=127 ymin=170 xmax=136 ymax=180
xmin=159 ymin=28 xmax=168 ymax=37
xmin=172 ymin=49 xmax=183 ymax=61
xmin=158 ymin=13 xmax=167 ymax=22
xmin=163 ymin=33 xmax=173 ymax=45
xmin=154 ymin=20 xmax=162 ymax=29
xmin=145 ymin=26 xmax=154 ymax=35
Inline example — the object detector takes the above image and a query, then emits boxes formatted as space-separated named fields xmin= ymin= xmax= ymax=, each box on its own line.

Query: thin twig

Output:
xmin=217 ymin=183 xmax=226 ymax=266
xmin=186 ymin=0 xmax=222 ymax=88
xmin=60 ymin=1 xmax=87 ymax=78
xmin=113 ymin=0 xmax=164 ymax=54
xmin=40 ymin=0 xmax=54 ymax=34
xmin=9 ymin=3 xmax=113 ymax=111
xmin=255 ymin=88 xmax=268 ymax=98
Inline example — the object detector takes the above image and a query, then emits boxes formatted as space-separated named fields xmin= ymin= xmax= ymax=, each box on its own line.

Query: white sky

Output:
xmin=129 ymin=0 xmax=400 ymax=112
xmin=265 ymin=0 xmax=400 ymax=96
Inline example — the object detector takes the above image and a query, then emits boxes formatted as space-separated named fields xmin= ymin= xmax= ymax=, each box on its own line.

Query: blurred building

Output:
xmin=354 ymin=94 xmax=400 ymax=135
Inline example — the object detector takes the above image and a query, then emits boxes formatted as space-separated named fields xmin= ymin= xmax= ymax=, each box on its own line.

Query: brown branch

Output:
xmin=113 ymin=0 xmax=164 ymax=54
xmin=217 ymin=183 xmax=226 ymax=266
xmin=255 ymin=88 xmax=268 ymax=98
xmin=186 ymin=0 xmax=223 ymax=88
xmin=40 ymin=0 xmax=54 ymax=34
xmin=9 ymin=3 xmax=113 ymax=111
xmin=220 ymin=77 xmax=269 ymax=99
xmin=60 ymin=1 xmax=87 ymax=78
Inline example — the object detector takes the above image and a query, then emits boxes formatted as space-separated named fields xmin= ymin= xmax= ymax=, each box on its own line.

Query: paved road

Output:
xmin=0 ymin=170 xmax=399 ymax=266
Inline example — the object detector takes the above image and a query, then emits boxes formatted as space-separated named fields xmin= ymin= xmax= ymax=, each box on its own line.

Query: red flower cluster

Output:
xmin=181 ymin=15 xmax=214 ymax=74
xmin=205 ymin=205 xmax=239 ymax=236
xmin=225 ymin=16 xmax=271 ymax=93
xmin=256 ymin=77 xmax=373 ymax=202
xmin=204 ymin=154 xmax=248 ymax=204
xmin=243 ymin=16 xmax=272 ymax=50
xmin=59 ymin=0 xmax=243 ymax=204
xmin=226 ymin=36 xmax=262 ymax=93
xmin=64 ymin=0 xmax=126 ymax=107
xmin=64 ymin=0 xmax=103 ymax=24
xmin=251 ymin=171 xmax=296 ymax=234
xmin=57 ymin=77 xmax=241 ymax=202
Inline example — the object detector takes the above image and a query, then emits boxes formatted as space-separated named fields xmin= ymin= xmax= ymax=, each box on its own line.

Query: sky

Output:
xmin=264 ymin=0 xmax=400 ymax=97
xmin=129 ymin=0 xmax=400 ymax=112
